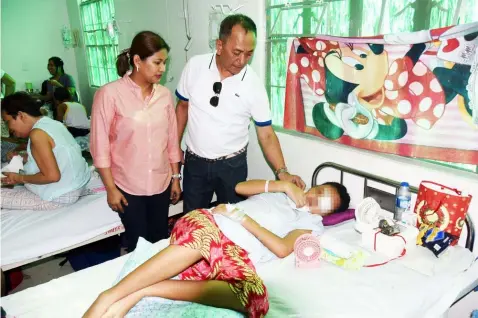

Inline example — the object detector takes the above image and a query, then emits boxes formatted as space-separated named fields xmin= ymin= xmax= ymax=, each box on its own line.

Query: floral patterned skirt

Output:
xmin=170 ymin=209 xmax=269 ymax=318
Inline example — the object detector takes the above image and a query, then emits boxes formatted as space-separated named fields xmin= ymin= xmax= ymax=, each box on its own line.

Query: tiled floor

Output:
xmin=9 ymin=257 xmax=75 ymax=294
xmin=8 ymin=245 xmax=130 ymax=295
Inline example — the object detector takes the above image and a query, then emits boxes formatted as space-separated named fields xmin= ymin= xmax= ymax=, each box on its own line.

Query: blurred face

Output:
xmin=1 ymin=111 xmax=32 ymax=138
xmin=305 ymin=185 xmax=341 ymax=216
xmin=47 ymin=60 xmax=57 ymax=76
xmin=216 ymin=25 xmax=256 ymax=76
xmin=135 ymin=49 xmax=168 ymax=84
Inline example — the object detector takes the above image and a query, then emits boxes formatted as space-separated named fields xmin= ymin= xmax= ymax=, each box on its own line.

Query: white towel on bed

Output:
xmin=1 ymin=155 xmax=24 ymax=178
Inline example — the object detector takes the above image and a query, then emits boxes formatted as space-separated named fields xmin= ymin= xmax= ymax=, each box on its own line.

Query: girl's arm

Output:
xmin=211 ymin=204 xmax=310 ymax=259
xmin=235 ymin=179 xmax=287 ymax=197
xmin=241 ymin=215 xmax=310 ymax=258
xmin=56 ymin=103 xmax=67 ymax=122
xmin=236 ymin=179 xmax=306 ymax=208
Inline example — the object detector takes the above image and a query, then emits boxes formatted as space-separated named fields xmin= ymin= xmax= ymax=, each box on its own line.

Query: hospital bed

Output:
xmin=1 ymin=170 xmax=186 ymax=271
xmin=0 ymin=173 xmax=124 ymax=271
xmin=1 ymin=162 xmax=477 ymax=318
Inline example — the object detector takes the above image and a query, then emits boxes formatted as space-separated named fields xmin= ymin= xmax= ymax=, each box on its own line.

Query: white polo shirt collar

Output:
xmin=208 ymin=53 xmax=248 ymax=82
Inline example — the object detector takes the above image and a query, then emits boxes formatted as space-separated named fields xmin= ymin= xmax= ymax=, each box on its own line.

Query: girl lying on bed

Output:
xmin=84 ymin=179 xmax=350 ymax=318
xmin=1 ymin=92 xmax=90 ymax=210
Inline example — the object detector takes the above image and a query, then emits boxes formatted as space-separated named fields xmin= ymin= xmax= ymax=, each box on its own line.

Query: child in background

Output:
xmin=53 ymin=87 xmax=90 ymax=137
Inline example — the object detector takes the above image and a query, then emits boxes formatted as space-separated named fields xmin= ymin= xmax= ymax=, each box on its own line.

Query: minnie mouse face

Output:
xmin=324 ymin=43 xmax=389 ymax=109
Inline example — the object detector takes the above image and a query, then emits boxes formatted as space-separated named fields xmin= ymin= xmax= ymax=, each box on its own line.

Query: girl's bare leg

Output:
xmin=83 ymin=245 xmax=202 ymax=318
xmin=103 ymin=280 xmax=245 ymax=318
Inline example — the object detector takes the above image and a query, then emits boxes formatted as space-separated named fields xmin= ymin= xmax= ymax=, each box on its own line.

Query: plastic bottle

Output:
xmin=395 ymin=182 xmax=411 ymax=222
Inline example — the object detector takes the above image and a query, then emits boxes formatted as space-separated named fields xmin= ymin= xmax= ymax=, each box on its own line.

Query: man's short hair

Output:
xmin=219 ymin=14 xmax=257 ymax=41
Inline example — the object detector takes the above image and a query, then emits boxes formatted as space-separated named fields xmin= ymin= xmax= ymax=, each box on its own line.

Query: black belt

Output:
xmin=186 ymin=147 xmax=247 ymax=162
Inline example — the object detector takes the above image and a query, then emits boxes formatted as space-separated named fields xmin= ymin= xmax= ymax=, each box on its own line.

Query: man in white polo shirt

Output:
xmin=176 ymin=14 xmax=305 ymax=213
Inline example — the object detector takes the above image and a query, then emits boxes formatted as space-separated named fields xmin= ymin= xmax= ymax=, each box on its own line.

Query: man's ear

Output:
xmin=216 ymin=39 xmax=223 ymax=55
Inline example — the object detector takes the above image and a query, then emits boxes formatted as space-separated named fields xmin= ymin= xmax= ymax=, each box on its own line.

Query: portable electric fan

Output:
xmin=294 ymin=234 xmax=321 ymax=268
xmin=354 ymin=197 xmax=383 ymax=233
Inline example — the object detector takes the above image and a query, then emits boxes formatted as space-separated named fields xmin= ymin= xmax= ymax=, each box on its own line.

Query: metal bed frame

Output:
xmin=312 ymin=162 xmax=475 ymax=252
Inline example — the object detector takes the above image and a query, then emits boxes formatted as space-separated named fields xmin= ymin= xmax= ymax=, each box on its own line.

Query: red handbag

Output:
xmin=414 ymin=181 xmax=472 ymax=246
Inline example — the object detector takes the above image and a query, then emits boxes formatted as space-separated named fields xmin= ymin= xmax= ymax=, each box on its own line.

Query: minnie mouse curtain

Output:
xmin=284 ymin=23 xmax=478 ymax=164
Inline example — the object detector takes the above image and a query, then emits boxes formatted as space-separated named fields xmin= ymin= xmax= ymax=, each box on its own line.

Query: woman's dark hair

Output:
xmin=219 ymin=14 xmax=256 ymax=41
xmin=116 ymin=31 xmax=170 ymax=77
xmin=53 ymin=87 xmax=72 ymax=102
xmin=2 ymin=92 xmax=43 ymax=118
xmin=41 ymin=80 xmax=48 ymax=95
xmin=323 ymin=182 xmax=351 ymax=213
xmin=49 ymin=56 xmax=65 ymax=75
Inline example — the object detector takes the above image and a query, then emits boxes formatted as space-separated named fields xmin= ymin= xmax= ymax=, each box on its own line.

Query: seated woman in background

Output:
xmin=84 ymin=180 xmax=350 ymax=318
xmin=1 ymin=92 xmax=90 ymax=211
xmin=36 ymin=56 xmax=79 ymax=104
xmin=53 ymin=87 xmax=90 ymax=137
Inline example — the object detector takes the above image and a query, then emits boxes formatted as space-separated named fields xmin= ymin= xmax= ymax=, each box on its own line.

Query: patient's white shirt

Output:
xmin=213 ymin=193 xmax=324 ymax=265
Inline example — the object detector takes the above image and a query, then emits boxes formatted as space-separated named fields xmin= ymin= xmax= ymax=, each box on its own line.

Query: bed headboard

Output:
xmin=312 ymin=162 xmax=475 ymax=252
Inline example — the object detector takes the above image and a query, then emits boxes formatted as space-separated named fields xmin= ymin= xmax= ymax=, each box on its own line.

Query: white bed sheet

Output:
xmin=260 ymin=223 xmax=477 ymax=318
xmin=1 ymin=193 xmax=121 ymax=268
xmin=2 ymin=221 xmax=477 ymax=318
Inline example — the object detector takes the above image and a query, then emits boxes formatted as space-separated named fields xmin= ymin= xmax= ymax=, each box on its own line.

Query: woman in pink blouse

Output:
xmin=90 ymin=31 xmax=182 ymax=252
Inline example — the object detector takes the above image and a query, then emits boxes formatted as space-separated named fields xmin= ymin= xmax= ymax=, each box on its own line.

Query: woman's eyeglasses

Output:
xmin=210 ymin=82 xmax=222 ymax=107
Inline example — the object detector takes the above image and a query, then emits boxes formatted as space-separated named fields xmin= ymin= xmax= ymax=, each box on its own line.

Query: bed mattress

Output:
xmin=1 ymin=192 xmax=122 ymax=268
xmin=2 ymin=221 xmax=477 ymax=318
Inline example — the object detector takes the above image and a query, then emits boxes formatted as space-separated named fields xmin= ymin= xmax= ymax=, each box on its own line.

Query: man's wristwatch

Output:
xmin=172 ymin=173 xmax=182 ymax=180
xmin=275 ymin=167 xmax=288 ymax=178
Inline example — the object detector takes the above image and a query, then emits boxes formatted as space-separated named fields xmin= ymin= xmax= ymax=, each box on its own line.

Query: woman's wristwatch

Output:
xmin=172 ymin=173 xmax=182 ymax=180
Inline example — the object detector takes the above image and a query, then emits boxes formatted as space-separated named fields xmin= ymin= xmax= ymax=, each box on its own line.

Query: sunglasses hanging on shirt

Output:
xmin=210 ymin=82 xmax=222 ymax=107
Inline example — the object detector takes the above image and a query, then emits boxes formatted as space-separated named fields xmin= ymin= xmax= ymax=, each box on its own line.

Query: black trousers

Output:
xmin=182 ymin=151 xmax=248 ymax=213
xmin=67 ymin=127 xmax=90 ymax=137
xmin=117 ymin=186 xmax=171 ymax=252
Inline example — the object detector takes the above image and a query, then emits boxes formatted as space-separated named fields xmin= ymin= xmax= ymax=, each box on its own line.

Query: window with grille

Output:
xmin=266 ymin=0 xmax=478 ymax=174
xmin=80 ymin=0 xmax=119 ymax=87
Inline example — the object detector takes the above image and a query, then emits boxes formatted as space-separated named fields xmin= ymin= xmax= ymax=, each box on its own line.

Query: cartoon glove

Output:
xmin=335 ymin=93 xmax=378 ymax=139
